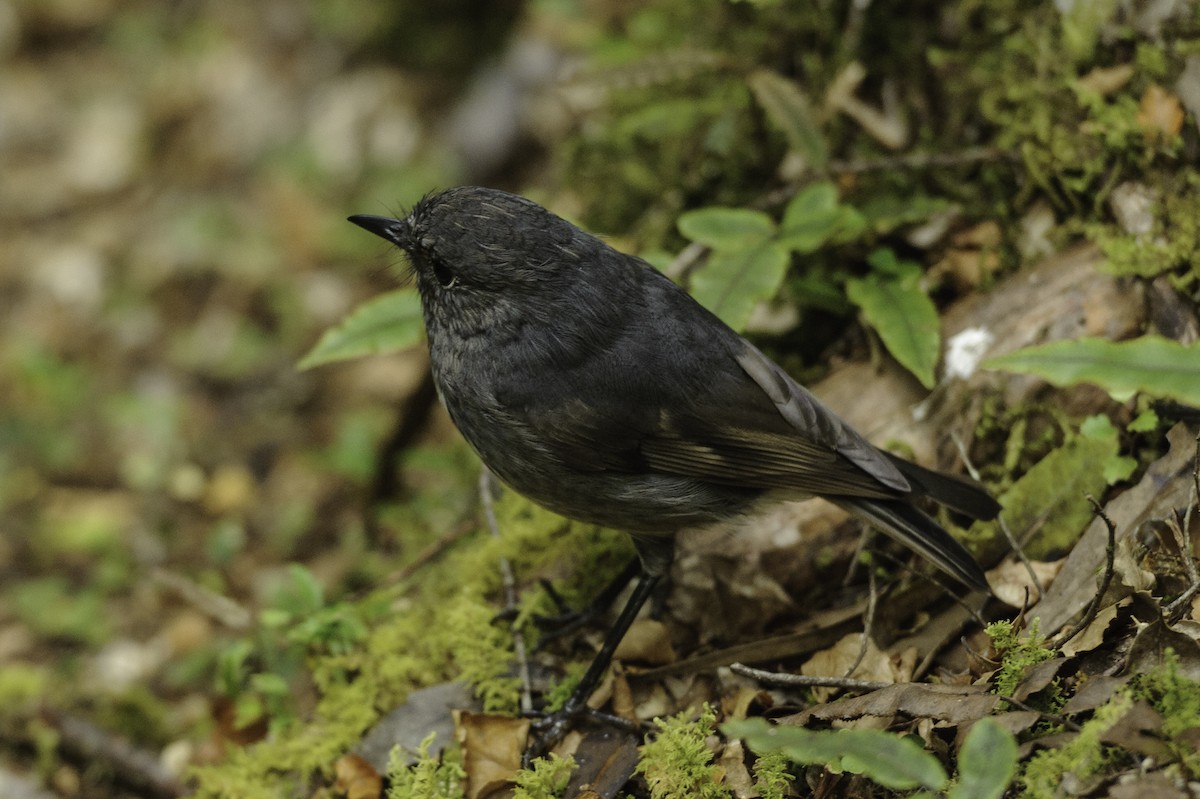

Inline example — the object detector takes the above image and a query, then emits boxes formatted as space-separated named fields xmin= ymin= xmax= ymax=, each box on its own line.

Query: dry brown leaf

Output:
xmin=784 ymin=683 xmax=999 ymax=727
xmin=610 ymin=664 xmax=635 ymax=721
xmin=1126 ymin=617 xmax=1200 ymax=677
xmin=613 ymin=619 xmax=675 ymax=666
xmin=988 ymin=559 xmax=1063 ymax=607
xmin=801 ymin=633 xmax=906 ymax=702
xmin=957 ymin=711 xmax=1040 ymax=748
xmin=563 ymin=728 xmax=641 ymax=799
xmin=1030 ymin=423 xmax=1196 ymax=634
xmin=1077 ymin=63 xmax=1135 ymax=95
xmin=1062 ymin=675 xmax=1126 ymax=714
xmin=718 ymin=739 xmax=756 ymax=799
xmin=454 ymin=711 xmax=529 ymax=799
xmin=1108 ymin=772 xmax=1190 ymax=799
xmin=334 ymin=753 xmax=382 ymax=799
xmin=1137 ymin=84 xmax=1185 ymax=141
xmin=1060 ymin=601 xmax=1124 ymax=658
xmin=1011 ymin=657 xmax=1068 ymax=703
xmin=1100 ymin=700 xmax=1173 ymax=762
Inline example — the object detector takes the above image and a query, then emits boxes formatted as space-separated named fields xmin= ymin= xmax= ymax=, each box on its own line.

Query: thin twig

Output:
xmin=1053 ymin=496 xmax=1117 ymax=650
xmin=46 ymin=711 xmax=186 ymax=798
xmin=1164 ymin=434 xmax=1200 ymax=617
xmin=479 ymin=470 xmax=533 ymax=715
xmin=757 ymin=147 xmax=1017 ymax=208
xmin=843 ymin=568 xmax=878 ymax=679
xmin=994 ymin=694 xmax=1081 ymax=732
xmin=152 ymin=568 xmax=251 ymax=630
xmin=730 ymin=662 xmax=890 ymax=692
xmin=997 ymin=512 xmax=1044 ymax=601
xmin=382 ymin=519 xmax=476 ymax=585
xmin=842 ymin=527 xmax=869 ymax=588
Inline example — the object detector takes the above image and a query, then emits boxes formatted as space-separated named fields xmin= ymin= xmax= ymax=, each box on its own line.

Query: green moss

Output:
xmin=751 ymin=749 xmax=795 ymax=799
xmin=1091 ymin=175 xmax=1200 ymax=284
xmin=387 ymin=732 xmax=466 ymax=799
xmin=513 ymin=753 xmax=576 ymax=799
xmin=986 ymin=619 xmax=1056 ymax=701
xmin=636 ymin=704 xmax=730 ymax=799
xmin=0 ymin=663 xmax=47 ymax=718
xmin=1128 ymin=649 xmax=1200 ymax=776
xmin=1020 ymin=694 xmax=1129 ymax=798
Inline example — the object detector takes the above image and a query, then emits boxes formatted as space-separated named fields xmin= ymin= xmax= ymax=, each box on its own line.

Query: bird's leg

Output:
xmin=533 ymin=558 xmax=641 ymax=646
xmin=524 ymin=538 xmax=673 ymax=763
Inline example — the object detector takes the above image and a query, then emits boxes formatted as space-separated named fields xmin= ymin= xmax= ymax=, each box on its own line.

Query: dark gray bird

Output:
xmin=348 ymin=186 xmax=998 ymax=752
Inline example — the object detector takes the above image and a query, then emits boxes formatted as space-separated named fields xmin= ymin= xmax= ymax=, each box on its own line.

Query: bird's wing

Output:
xmin=508 ymin=334 xmax=910 ymax=500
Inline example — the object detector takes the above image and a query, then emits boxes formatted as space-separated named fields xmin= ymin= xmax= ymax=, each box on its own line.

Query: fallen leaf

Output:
xmin=718 ymin=739 xmax=756 ymax=799
xmin=334 ymin=754 xmax=382 ymax=799
xmin=613 ymin=619 xmax=675 ymax=666
xmin=1060 ymin=601 xmax=1123 ymax=658
xmin=1078 ymin=63 xmax=1135 ymax=95
xmin=1137 ymin=84 xmax=1184 ymax=141
xmin=1011 ymin=657 xmax=1068 ymax=703
xmin=782 ymin=683 xmax=999 ymax=727
xmin=1030 ymin=423 xmax=1196 ymax=634
xmin=988 ymin=559 xmax=1063 ymax=607
xmin=801 ymin=633 xmax=907 ymax=702
xmin=455 ymin=711 xmax=529 ymax=799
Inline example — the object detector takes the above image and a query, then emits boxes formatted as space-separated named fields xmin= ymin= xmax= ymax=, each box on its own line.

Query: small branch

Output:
xmin=479 ymin=470 xmax=533 ymax=716
xmin=843 ymin=568 xmax=878 ymax=679
xmin=46 ymin=711 xmax=186 ymax=798
xmin=730 ymin=662 xmax=890 ymax=692
xmin=381 ymin=519 xmax=475 ymax=585
xmin=994 ymin=695 xmax=1081 ymax=732
xmin=1053 ymin=496 xmax=1117 ymax=651
xmin=998 ymin=512 xmax=1044 ymax=601
xmin=152 ymin=569 xmax=251 ymax=631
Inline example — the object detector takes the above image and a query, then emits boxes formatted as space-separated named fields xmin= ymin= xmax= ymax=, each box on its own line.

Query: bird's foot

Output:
xmin=523 ymin=702 xmax=642 ymax=766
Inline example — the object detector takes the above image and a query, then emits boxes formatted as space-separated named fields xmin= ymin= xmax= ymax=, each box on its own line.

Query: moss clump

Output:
xmin=1020 ymin=695 xmax=1129 ymax=798
xmin=1128 ymin=649 xmax=1200 ymax=776
xmin=386 ymin=732 xmax=466 ymax=799
xmin=512 ymin=753 xmax=576 ymax=799
xmin=636 ymin=704 xmax=730 ymax=799
xmin=986 ymin=619 xmax=1057 ymax=701
xmin=751 ymin=749 xmax=795 ymax=799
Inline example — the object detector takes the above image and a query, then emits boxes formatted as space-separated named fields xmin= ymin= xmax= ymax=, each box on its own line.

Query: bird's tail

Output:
xmin=833 ymin=497 xmax=990 ymax=592
xmin=882 ymin=453 xmax=1001 ymax=522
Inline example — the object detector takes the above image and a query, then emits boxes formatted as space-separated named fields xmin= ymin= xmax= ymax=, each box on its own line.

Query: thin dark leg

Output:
xmin=534 ymin=558 xmax=641 ymax=646
xmin=525 ymin=569 xmax=662 ymax=761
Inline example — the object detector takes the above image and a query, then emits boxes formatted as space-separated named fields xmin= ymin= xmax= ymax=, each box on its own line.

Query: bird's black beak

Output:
xmin=347 ymin=214 xmax=406 ymax=246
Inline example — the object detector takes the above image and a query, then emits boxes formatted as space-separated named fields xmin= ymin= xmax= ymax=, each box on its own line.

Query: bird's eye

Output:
xmin=431 ymin=259 xmax=459 ymax=289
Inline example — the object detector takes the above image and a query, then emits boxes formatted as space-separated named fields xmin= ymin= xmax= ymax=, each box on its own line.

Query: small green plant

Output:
xmin=676 ymin=181 xmax=866 ymax=333
xmin=637 ymin=704 xmax=730 ymax=799
xmin=985 ymin=336 xmax=1200 ymax=407
xmin=724 ymin=716 xmax=1017 ymax=798
xmin=986 ymin=618 xmax=1057 ymax=701
xmin=512 ymin=753 xmax=576 ymax=799
xmin=387 ymin=732 xmax=466 ymax=799
xmin=1128 ymin=649 xmax=1200 ymax=776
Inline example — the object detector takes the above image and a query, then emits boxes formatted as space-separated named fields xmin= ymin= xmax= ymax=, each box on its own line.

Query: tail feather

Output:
xmin=884 ymin=454 xmax=1001 ymax=521
xmin=834 ymin=497 xmax=990 ymax=592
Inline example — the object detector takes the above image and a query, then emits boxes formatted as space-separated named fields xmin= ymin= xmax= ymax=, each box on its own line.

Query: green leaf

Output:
xmin=724 ymin=718 xmax=948 ymax=792
xmin=690 ymin=242 xmax=789 ymax=332
xmin=949 ymin=718 xmax=1017 ymax=799
xmin=747 ymin=69 xmax=828 ymax=169
xmin=298 ymin=289 xmax=424 ymax=369
xmin=777 ymin=182 xmax=843 ymax=253
xmin=983 ymin=336 xmax=1200 ymax=405
xmin=846 ymin=261 xmax=940 ymax=389
xmin=678 ymin=207 xmax=776 ymax=250
xmin=978 ymin=423 xmax=1116 ymax=559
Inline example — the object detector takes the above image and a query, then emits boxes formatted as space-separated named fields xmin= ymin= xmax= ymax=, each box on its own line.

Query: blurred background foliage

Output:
xmin=1 ymin=0 xmax=1198 ymax=795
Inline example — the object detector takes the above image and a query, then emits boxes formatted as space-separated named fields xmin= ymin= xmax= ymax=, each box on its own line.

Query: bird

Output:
xmin=347 ymin=186 xmax=999 ymax=755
